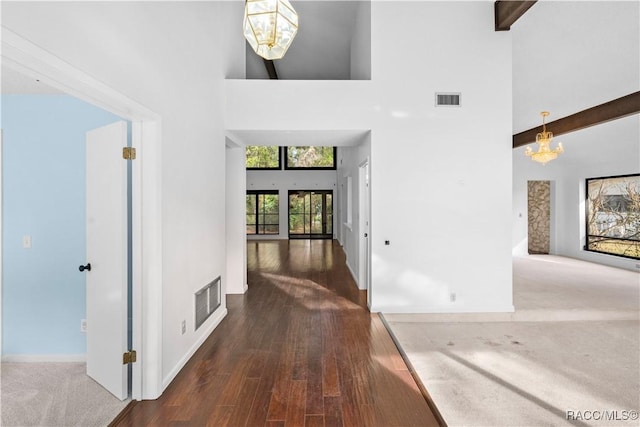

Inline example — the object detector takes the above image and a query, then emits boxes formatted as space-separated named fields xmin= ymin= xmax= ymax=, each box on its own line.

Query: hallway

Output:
xmin=114 ymin=240 xmax=439 ymax=426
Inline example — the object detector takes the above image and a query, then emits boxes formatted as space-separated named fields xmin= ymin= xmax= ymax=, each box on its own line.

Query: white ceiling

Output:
xmin=511 ymin=1 xmax=639 ymax=132
xmin=1 ymin=65 xmax=62 ymax=94
xmin=245 ymin=1 xmax=361 ymax=80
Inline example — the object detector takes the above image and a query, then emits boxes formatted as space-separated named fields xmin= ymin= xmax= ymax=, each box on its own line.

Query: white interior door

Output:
xmin=85 ymin=121 xmax=128 ymax=400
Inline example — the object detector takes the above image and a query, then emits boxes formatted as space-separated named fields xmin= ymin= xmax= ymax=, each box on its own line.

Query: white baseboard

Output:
xmin=345 ymin=259 xmax=360 ymax=288
xmin=373 ymin=304 xmax=516 ymax=315
xmin=162 ymin=307 xmax=228 ymax=390
xmin=1 ymin=354 xmax=86 ymax=363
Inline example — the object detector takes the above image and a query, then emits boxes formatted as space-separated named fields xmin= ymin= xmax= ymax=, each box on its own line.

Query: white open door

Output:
xmin=84 ymin=121 xmax=128 ymax=400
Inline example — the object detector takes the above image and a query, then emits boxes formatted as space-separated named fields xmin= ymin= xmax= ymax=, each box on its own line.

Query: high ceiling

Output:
xmin=1 ymin=65 xmax=61 ymax=94
xmin=246 ymin=1 xmax=361 ymax=80
xmin=2 ymin=1 xmax=637 ymax=149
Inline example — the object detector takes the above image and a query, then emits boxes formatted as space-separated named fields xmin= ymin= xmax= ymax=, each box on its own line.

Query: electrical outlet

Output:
xmin=450 ymin=292 xmax=456 ymax=302
xmin=181 ymin=320 xmax=186 ymax=335
xmin=22 ymin=235 xmax=32 ymax=249
xmin=80 ymin=319 xmax=87 ymax=332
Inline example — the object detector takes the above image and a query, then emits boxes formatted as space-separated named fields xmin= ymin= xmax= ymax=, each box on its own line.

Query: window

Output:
xmin=246 ymin=191 xmax=279 ymax=235
xmin=586 ymin=174 xmax=639 ymax=259
xmin=285 ymin=146 xmax=337 ymax=170
xmin=246 ymin=146 xmax=281 ymax=169
xmin=288 ymin=190 xmax=333 ymax=239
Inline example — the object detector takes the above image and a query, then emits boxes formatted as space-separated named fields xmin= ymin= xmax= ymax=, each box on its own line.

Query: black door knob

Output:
xmin=79 ymin=263 xmax=91 ymax=272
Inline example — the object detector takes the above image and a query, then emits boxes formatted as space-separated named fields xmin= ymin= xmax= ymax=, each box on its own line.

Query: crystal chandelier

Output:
xmin=525 ymin=111 xmax=564 ymax=165
xmin=243 ymin=0 xmax=299 ymax=60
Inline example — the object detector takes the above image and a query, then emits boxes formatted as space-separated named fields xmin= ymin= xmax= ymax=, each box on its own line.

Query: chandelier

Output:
xmin=525 ymin=111 xmax=564 ymax=165
xmin=243 ymin=0 xmax=299 ymax=60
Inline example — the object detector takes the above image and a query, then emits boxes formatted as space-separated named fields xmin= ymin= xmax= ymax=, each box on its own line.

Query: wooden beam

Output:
xmin=495 ymin=1 xmax=537 ymax=31
xmin=513 ymin=91 xmax=640 ymax=148
xmin=263 ymin=59 xmax=278 ymax=80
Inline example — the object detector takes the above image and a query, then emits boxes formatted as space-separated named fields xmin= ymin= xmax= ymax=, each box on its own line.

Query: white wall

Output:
xmin=1 ymin=1 xmax=241 ymax=393
xmin=226 ymin=1 xmax=514 ymax=314
xmin=225 ymin=144 xmax=248 ymax=294
xmin=350 ymin=0 xmax=371 ymax=80
xmin=368 ymin=1 xmax=513 ymax=313
xmin=246 ymin=169 xmax=338 ymax=240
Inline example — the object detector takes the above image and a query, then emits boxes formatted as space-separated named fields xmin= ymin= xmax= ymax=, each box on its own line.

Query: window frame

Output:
xmin=246 ymin=146 xmax=282 ymax=170
xmin=584 ymin=173 xmax=640 ymax=260
xmin=284 ymin=146 xmax=337 ymax=170
xmin=246 ymin=190 xmax=280 ymax=235
xmin=287 ymin=190 xmax=334 ymax=239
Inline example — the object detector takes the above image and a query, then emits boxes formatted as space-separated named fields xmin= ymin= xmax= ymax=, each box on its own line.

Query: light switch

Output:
xmin=22 ymin=235 xmax=32 ymax=249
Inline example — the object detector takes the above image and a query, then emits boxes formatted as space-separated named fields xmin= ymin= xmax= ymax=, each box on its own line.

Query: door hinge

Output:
xmin=123 ymin=350 xmax=137 ymax=364
xmin=122 ymin=147 xmax=136 ymax=160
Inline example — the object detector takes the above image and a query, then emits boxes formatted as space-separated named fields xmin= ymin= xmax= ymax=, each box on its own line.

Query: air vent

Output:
xmin=435 ymin=92 xmax=461 ymax=107
xmin=195 ymin=276 xmax=222 ymax=331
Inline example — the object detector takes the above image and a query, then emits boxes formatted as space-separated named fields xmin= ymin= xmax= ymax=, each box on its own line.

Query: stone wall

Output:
xmin=528 ymin=180 xmax=550 ymax=254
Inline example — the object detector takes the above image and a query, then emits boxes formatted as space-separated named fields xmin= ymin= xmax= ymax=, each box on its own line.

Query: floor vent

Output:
xmin=195 ymin=276 xmax=221 ymax=331
xmin=435 ymin=92 xmax=461 ymax=107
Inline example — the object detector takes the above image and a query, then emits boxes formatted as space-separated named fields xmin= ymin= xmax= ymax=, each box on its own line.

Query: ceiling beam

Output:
xmin=263 ymin=59 xmax=278 ymax=80
xmin=513 ymin=91 xmax=640 ymax=148
xmin=495 ymin=1 xmax=537 ymax=31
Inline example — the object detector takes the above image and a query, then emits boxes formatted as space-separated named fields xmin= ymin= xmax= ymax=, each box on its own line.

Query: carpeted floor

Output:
xmin=386 ymin=255 xmax=640 ymax=427
xmin=0 ymin=362 xmax=129 ymax=427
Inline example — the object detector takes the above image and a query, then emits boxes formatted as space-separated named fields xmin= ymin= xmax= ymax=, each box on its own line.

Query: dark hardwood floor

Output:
xmin=113 ymin=239 xmax=439 ymax=426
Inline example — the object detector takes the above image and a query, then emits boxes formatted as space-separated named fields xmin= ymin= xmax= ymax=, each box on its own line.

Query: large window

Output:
xmin=586 ymin=174 xmax=640 ymax=259
xmin=246 ymin=191 xmax=279 ymax=235
xmin=246 ymin=146 xmax=281 ymax=169
xmin=285 ymin=146 xmax=337 ymax=170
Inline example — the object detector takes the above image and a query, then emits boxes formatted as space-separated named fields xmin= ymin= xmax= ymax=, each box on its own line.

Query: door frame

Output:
xmin=358 ymin=159 xmax=371 ymax=306
xmin=1 ymin=27 xmax=163 ymax=400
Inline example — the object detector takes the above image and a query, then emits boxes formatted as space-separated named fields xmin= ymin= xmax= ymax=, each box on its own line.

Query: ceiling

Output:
xmin=2 ymin=1 xmax=637 ymax=149
xmin=245 ymin=1 xmax=361 ymax=80
xmin=1 ymin=65 xmax=62 ymax=94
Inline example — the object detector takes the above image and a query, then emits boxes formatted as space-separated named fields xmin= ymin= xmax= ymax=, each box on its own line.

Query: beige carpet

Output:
xmin=386 ymin=255 xmax=640 ymax=427
xmin=1 ymin=362 xmax=129 ymax=427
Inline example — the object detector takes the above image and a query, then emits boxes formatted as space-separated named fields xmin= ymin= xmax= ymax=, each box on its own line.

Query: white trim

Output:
xmin=345 ymin=259 xmax=359 ymax=287
xmin=1 ymin=28 xmax=158 ymax=121
xmin=162 ymin=308 xmax=228 ymax=389
xmin=0 ymin=130 xmax=3 ymax=359
xmin=1 ymin=27 xmax=163 ymax=401
xmin=373 ymin=304 xmax=516 ymax=314
xmin=2 ymin=354 xmax=87 ymax=363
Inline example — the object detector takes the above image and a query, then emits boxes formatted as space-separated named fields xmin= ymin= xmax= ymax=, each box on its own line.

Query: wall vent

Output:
xmin=195 ymin=276 xmax=222 ymax=331
xmin=435 ymin=92 xmax=461 ymax=107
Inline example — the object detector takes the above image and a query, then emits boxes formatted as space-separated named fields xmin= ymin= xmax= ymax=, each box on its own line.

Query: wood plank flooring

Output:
xmin=113 ymin=239 xmax=439 ymax=426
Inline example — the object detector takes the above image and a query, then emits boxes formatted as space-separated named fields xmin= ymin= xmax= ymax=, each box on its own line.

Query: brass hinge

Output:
xmin=123 ymin=350 xmax=137 ymax=364
xmin=122 ymin=147 xmax=136 ymax=160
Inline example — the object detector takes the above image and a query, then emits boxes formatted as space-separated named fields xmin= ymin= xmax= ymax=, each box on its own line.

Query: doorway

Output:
xmin=358 ymin=160 xmax=371 ymax=307
xmin=2 ymin=28 xmax=163 ymax=401
xmin=288 ymin=190 xmax=334 ymax=239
